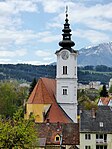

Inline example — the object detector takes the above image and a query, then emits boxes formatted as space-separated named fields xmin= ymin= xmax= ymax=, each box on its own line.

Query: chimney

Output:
xmin=57 ymin=122 xmax=61 ymax=131
xmin=46 ymin=118 xmax=50 ymax=125
xmin=91 ymin=108 xmax=96 ymax=118
xmin=79 ymin=108 xmax=82 ymax=114
xmin=43 ymin=111 xmax=45 ymax=121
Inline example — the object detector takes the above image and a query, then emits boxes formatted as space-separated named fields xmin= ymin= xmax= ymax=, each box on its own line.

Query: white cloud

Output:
xmin=0 ymin=28 xmax=60 ymax=48
xmin=48 ymin=2 xmax=112 ymax=31
xmin=83 ymin=18 xmax=112 ymax=31
xmin=39 ymin=34 xmax=60 ymax=43
xmin=0 ymin=0 xmax=38 ymax=15
xmin=74 ymin=29 xmax=110 ymax=44
xmin=0 ymin=49 xmax=27 ymax=58
xmin=70 ymin=3 xmax=112 ymax=31
xmin=0 ymin=0 xmax=41 ymax=49
xmin=46 ymin=1 xmax=112 ymax=44
xmin=40 ymin=0 xmax=65 ymax=13
xmin=43 ymin=57 xmax=54 ymax=61
xmin=35 ymin=50 xmax=52 ymax=57
xmin=0 ymin=59 xmax=11 ymax=64
xmin=0 ymin=0 xmax=111 ymax=65
xmin=0 ymin=59 xmax=44 ymax=65
xmin=17 ymin=60 xmax=49 ymax=65
xmin=0 ymin=0 xmax=39 ymax=30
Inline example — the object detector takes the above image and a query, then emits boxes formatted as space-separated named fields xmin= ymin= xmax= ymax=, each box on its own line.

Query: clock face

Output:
xmin=61 ymin=51 xmax=69 ymax=60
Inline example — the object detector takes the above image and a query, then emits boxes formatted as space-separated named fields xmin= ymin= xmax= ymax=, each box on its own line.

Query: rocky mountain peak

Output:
xmin=78 ymin=41 xmax=112 ymax=66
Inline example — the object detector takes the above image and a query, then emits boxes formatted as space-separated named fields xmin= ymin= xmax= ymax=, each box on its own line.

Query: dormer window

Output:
xmin=99 ymin=122 xmax=103 ymax=127
xmin=55 ymin=134 xmax=60 ymax=142
xmin=56 ymin=136 xmax=60 ymax=141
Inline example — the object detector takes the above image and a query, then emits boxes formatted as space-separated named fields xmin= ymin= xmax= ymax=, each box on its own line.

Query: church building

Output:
xmin=25 ymin=9 xmax=78 ymax=123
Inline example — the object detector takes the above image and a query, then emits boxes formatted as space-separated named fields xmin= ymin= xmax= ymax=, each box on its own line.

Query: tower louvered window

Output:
xmin=63 ymin=66 xmax=67 ymax=74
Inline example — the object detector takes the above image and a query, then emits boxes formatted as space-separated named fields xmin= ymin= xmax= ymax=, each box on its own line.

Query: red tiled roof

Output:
xmin=27 ymin=78 xmax=72 ymax=123
xmin=36 ymin=123 xmax=79 ymax=145
xmin=45 ymin=101 xmax=73 ymax=123
xmin=99 ymin=97 xmax=110 ymax=105
xmin=28 ymin=78 xmax=55 ymax=104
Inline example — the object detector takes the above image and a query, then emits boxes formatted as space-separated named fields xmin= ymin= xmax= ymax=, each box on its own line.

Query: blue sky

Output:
xmin=0 ymin=0 xmax=112 ymax=65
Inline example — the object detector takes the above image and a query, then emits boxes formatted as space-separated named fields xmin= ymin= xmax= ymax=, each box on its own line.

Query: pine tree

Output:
xmin=29 ymin=78 xmax=37 ymax=95
xmin=100 ymin=85 xmax=108 ymax=97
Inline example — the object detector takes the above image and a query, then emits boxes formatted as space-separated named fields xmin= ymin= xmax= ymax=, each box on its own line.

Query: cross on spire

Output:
xmin=65 ymin=6 xmax=68 ymax=14
xmin=65 ymin=6 xmax=68 ymax=18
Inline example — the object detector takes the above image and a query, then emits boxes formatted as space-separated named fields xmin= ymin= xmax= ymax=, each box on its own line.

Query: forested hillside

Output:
xmin=0 ymin=64 xmax=56 ymax=82
xmin=0 ymin=64 xmax=112 ymax=84
xmin=78 ymin=65 xmax=112 ymax=84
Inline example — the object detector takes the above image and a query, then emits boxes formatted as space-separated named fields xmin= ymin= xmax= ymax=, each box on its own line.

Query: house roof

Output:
xmin=27 ymin=77 xmax=72 ymax=123
xmin=28 ymin=78 xmax=55 ymax=104
xmin=98 ymin=97 xmax=110 ymax=105
xmin=38 ymin=138 xmax=46 ymax=147
xmin=36 ymin=122 xmax=79 ymax=145
xmin=80 ymin=106 xmax=112 ymax=133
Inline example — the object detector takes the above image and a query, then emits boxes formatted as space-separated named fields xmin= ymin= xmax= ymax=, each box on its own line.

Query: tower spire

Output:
xmin=59 ymin=6 xmax=75 ymax=50
xmin=55 ymin=6 xmax=78 ymax=123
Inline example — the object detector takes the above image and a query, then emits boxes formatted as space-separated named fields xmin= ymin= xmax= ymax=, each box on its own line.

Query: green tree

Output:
xmin=0 ymin=108 xmax=37 ymax=149
xmin=29 ymin=78 xmax=37 ymax=95
xmin=0 ymin=80 xmax=29 ymax=117
xmin=100 ymin=85 xmax=108 ymax=97
xmin=78 ymin=89 xmax=98 ymax=110
xmin=0 ymin=81 xmax=17 ymax=117
xmin=109 ymin=85 xmax=112 ymax=93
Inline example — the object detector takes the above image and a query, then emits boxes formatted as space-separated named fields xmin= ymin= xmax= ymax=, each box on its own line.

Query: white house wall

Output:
xmin=80 ymin=133 xmax=112 ymax=149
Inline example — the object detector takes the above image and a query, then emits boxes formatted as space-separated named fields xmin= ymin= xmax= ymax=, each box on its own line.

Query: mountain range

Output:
xmin=0 ymin=41 xmax=111 ymax=84
xmin=78 ymin=41 xmax=112 ymax=66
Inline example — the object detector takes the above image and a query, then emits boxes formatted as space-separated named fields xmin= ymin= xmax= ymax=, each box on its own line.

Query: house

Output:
xmin=89 ymin=81 xmax=101 ymax=90
xmin=36 ymin=122 xmax=79 ymax=149
xmin=80 ymin=106 xmax=112 ymax=149
xmin=98 ymin=97 xmax=112 ymax=106
xmin=25 ymin=77 xmax=73 ymax=123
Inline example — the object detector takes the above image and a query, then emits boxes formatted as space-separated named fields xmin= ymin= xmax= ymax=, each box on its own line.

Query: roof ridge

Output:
xmin=41 ymin=78 xmax=56 ymax=103
xmin=32 ymin=84 xmax=38 ymax=103
xmin=58 ymin=104 xmax=73 ymax=123
xmin=40 ymin=79 xmax=45 ymax=103
xmin=28 ymin=80 xmax=39 ymax=104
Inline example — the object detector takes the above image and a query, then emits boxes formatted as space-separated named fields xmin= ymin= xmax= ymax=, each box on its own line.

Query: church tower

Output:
xmin=55 ymin=8 xmax=78 ymax=122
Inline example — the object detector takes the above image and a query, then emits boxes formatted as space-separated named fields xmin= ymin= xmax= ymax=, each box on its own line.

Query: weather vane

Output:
xmin=65 ymin=5 xmax=68 ymax=14
xmin=65 ymin=5 xmax=68 ymax=18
